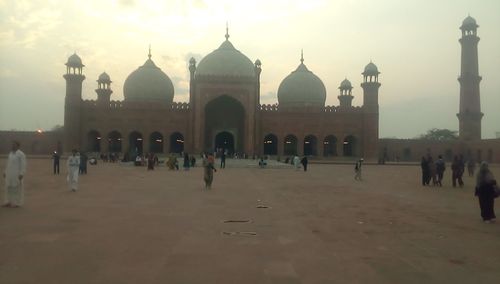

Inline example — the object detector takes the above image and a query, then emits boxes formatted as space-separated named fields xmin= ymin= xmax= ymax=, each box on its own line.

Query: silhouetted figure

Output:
xmin=52 ymin=151 xmax=60 ymax=174
xmin=183 ymin=153 xmax=190 ymax=170
xmin=451 ymin=156 xmax=464 ymax=187
xmin=474 ymin=162 xmax=497 ymax=223
xmin=220 ymin=151 xmax=226 ymax=169
xmin=79 ymin=153 xmax=88 ymax=174
xmin=421 ymin=156 xmax=430 ymax=186
xmin=428 ymin=156 xmax=437 ymax=186
xmin=354 ymin=158 xmax=363 ymax=181
xmin=190 ymin=155 xmax=196 ymax=167
xmin=467 ymin=159 xmax=476 ymax=177
xmin=435 ymin=155 xmax=446 ymax=187
xmin=147 ymin=153 xmax=155 ymax=170
xmin=301 ymin=156 xmax=308 ymax=172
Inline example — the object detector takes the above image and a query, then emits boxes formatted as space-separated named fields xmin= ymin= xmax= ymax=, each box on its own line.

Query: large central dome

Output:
xmin=277 ymin=55 xmax=326 ymax=109
xmin=123 ymin=55 xmax=174 ymax=102
xmin=196 ymin=34 xmax=255 ymax=78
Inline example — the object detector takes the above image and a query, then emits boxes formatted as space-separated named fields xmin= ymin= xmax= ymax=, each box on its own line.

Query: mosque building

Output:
xmin=62 ymin=28 xmax=380 ymax=159
xmin=1 ymin=16 xmax=498 ymax=163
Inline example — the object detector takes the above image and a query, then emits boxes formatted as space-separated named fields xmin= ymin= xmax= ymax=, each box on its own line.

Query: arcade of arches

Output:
xmin=85 ymin=129 xmax=359 ymax=158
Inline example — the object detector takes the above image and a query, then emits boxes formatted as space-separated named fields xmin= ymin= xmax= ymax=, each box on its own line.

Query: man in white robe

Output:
xmin=293 ymin=155 xmax=301 ymax=170
xmin=3 ymin=141 xmax=26 ymax=208
xmin=67 ymin=149 xmax=80 ymax=192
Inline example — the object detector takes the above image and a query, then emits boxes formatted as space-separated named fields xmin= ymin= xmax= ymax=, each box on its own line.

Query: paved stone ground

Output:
xmin=1 ymin=159 xmax=499 ymax=284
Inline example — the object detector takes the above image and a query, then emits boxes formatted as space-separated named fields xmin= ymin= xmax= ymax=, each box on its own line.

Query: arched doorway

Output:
xmin=284 ymin=134 xmax=297 ymax=156
xmin=204 ymin=95 xmax=245 ymax=154
xmin=150 ymin=132 xmax=163 ymax=153
xmin=323 ymin=135 xmax=337 ymax=157
xmin=108 ymin=131 xmax=122 ymax=153
xmin=303 ymin=135 xmax=317 ymax=156
xmin=170 ymin=132 xmax=184 ymax=153
xmin=263 ymin=134 xmax=278 ymax=155
xmin=215 ymin=131 xmax=234 ymax=155
xmin=129 ymin=131 xmax=143 ymax=157
xmin=87 ymin=130 xmax=101 ymax=152
xmin=343 ymin=135 xmax=356 ymax=157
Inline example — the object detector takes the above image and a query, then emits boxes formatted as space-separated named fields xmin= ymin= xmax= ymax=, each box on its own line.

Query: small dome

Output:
xmin=98 ymin=72 xmax=111 ymax=82
xmin=363 ymin=62 xmax=379 ymax=76
xmin=66 ymin=53 xmax=83 ymax=67
xmin=196 ymin=39 xmax=255 ymax=78
xmin=339 ymin=78 xmax=352 ymax=89
xmin=123 ymin=57 xmax=174 ymax=102
xmin=277 ymin=59 xmax=326 ymax=108
xmin=461 ymin=15 xmax=478 ymax=29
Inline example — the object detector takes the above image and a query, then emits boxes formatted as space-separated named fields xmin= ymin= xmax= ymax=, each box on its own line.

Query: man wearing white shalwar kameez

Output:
xmin=67 ymin=150 xmax=80 ymax=192
xmin=293 ymin=156 xmax=301 ymax=171
xmin=3 ymin=141 xmax=26 ymax=208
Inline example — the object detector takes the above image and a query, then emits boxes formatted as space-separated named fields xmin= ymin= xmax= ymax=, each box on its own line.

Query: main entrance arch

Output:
xmin=215 ymin=131 xmax=235 ymax=154
xmin=204 ymin=95 xmax=245 ymax=154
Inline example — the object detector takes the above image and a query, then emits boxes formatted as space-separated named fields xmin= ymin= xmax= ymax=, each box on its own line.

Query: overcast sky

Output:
xmin=0 ymin=0 xmax=499 ymax=138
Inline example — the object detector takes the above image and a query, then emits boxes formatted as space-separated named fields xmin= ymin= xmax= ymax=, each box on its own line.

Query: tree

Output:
xmin=417 ymin=128 xmax=458 ymax=141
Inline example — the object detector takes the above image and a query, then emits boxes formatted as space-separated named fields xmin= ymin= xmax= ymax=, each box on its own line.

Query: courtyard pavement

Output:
xmin=1 ymin=158 xmax=499 ymax=284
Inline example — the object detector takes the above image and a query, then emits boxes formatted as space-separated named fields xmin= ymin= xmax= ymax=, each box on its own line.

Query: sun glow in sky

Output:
xmin=0 ymin=0 xmax=499 ymax=138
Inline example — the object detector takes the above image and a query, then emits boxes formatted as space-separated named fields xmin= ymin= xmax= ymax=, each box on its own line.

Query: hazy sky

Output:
xmin=0 ymin=0 xmax=499 ymax=138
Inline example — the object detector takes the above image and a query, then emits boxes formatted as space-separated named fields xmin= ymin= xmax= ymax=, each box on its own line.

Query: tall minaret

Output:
xmin=457 ymin=15 xmax=482 ymax=140
xmin=361 ymin=62 xmax=381 ymax=160
xmin=63 ymin=53 xmax=85 ymax=152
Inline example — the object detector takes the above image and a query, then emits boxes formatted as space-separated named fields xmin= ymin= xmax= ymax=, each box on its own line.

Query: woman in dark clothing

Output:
xmin=475 ymin=162 xmax=497 ymax=223
xmin=420 ymin=156 xmax=429 ymax=186
xmin=183 ymin=153 xmax=190 ymax=170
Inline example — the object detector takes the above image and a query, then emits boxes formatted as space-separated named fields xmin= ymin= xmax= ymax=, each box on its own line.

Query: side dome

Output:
xmin=277 ymin=56 xmax=326 ymax=108
xmin=98 ymin=72 xmax=111 ymax=82
xmin=123 ymin=56 xmax=174 ymax=102
xmin=66 ymin=53 xmax=83 ymax=67
xmin=340 ymin=78 xmax=352 ymax=89
xmin=195 ymin=37 xmax=255 ymax=78
xmin=363 ymin=62 xmax=379 ymax=76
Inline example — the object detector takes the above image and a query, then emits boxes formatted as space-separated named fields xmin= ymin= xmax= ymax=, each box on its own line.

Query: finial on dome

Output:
xmin=148 ymin=44 xmax=152 ymax=59
xmin=225 ymin=22 xmax=230 ymax=40
xmin=300 ymin=49 xmax=304 ymax=64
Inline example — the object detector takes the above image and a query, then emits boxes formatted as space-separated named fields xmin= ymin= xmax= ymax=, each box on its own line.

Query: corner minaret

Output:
xmin=63 ymin=53 xmax=85 ymax=152
xmin=457 ymin=15 xmax=483 ymax=140
xmin=96 ymin=72 xmax=112 ymax=107
xmin=338 ymin=78 xmax=354 ymax=108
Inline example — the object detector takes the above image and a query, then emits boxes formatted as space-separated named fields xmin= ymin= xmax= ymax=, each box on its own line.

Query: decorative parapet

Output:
xmin=109 ymin=100 xmax=123 ymax=108
xmin=259 ymin=104 xmax=279 ymax=111
xmin=171 ymin=102 xmax=190 ymax=111
xmin=324 ymin=105 xmax=363 ymax=113
xmin=82 ymin=99 xmax=97 ymax=107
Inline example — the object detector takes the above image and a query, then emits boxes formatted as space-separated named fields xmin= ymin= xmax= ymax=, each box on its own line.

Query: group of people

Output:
xmin=421 ymin=154 xmax=471 ymax=187
xmin=2 ymin=141 xmax=498 ymax=224
xmin=420 ymin=155 xmax=447 ymax=187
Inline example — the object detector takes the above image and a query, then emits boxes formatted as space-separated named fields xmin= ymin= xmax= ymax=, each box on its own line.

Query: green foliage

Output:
xmin=418 ymin=128 xmax=458 ymax=141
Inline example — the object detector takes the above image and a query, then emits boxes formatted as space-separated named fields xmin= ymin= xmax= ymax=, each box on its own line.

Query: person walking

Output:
xmin=435 ymin=155 xmax=446 ymax=187
xmin=67 ymin=149 xmax=80 ymax=192
xmin=203 ymin=153 xmax=217 ymax=189
xmin=428 ymin=156 xmax=437 ymax=186
xmin=293 ymin=155 xmax=300 ymax=170
xmin=79 ymin=153 xmax=88 ymax=174
xmin=301 ymin=156 xmax=308 ymax=172
xmin=183 ymin=153 xmax=190 ymax=170
xmin=354 ymin=158 xmax=363 ymax=181
xmin=220 ymin=151 xmax=226 ymax=169
xmin=52 ymin=151 xmax=60 ymax=174
xmin=3 ymin=141 xmax=26 ymax=208
xmin=452 ymin=156 xmax=464 ymax=187
xmin=421 ymin=156 xmax=429 ymax=186
xmin=147 ymin=153 xmax=155 ymax=170
xmin=467 ymin=158 xmax=476 ymax=177
xmin=474 ymin=162 xmax=498 ymax=223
